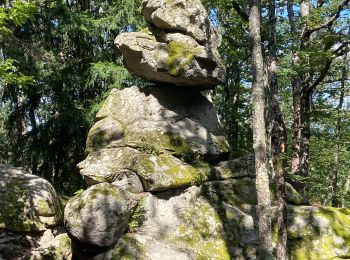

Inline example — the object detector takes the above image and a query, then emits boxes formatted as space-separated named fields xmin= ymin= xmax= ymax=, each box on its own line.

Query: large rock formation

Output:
xmin=60 ymin=0 xmax=350 ymax=259
xmin=0 ymin=164 xmax=63 ymax=232
xmin=115 ymin=0 xmax=226 ymax=87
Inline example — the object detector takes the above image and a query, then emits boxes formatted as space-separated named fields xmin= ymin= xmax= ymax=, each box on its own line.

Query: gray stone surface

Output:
xmin=141 ymin=0 xmax=219 ymax=45
xmin=79 ymin=147 xmax=210 ymax=192
xmin=80 ymin=86 xmax=230 ymax=190
xmin=64 ymin=183 xmax=136 ymax=250
xmin=211 ymin=155 xmax=256 ymax=180
xmin=115 ymin=31 xmax=225 ymax=87
xmin=0 ymin=164 xmax=63 ymax=232
xmin=107 ymin=180 xmax=350 ymax=260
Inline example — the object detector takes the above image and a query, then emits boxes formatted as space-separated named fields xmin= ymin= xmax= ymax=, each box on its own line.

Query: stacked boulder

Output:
xmin=115 ymin=0 xmax=226 ymax=87
xmin=64 ymin=0 xmax=350 ymax=259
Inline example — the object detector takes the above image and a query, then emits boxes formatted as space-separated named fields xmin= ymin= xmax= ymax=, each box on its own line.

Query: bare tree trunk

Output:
xmin=248 ymin=0 xmax=273 ymax=258
xmin=268 ymin=0 xmax=287 ymax=257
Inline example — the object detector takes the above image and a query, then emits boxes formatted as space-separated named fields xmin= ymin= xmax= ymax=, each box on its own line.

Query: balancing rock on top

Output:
xmin=115 ymin=0 xmax=226 ymax=88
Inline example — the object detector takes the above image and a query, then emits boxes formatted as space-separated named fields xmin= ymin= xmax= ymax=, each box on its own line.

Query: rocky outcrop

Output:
xmin=0 ymin=229 xmax=71 ymax=259
xmin=115 ymin=0 xmax=226 ymax=87
xmin=78 ymin=86 xmax=230 ymax=190
xmin=64 ymin=183 xmax=137 ymax=258
xmin=0 ymin=164 xmax=63 ymax=232
xmin=107 ymin=180 xmax=350 ymax=260
xmin=61 ymin=0 xmax=350 ymax=259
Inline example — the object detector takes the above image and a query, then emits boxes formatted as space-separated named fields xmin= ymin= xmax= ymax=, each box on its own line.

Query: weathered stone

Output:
xmin=115 ymin=31 xmax=225 ymax=87
xmin=141 ymin=0 xmax=220 ymax=47
xmin=0 ymin=164 xmax=63 ymax=232
xmin=93 ymin=86 xmax=230 ymax=160
xmin=107 ymin=181 xmax=350 ymax=260
xmin=86 ymin=117 xmax=124 ymax=153
xmin=287 ymin=205 xmax=350 ymax=259
xmin=109 ymin=186 xmax=235 ymax=259
xmin=112 ymin=169 xmax=144 ymax=194
xmin=64 ymin=183 xmax=137 ymax=256
xmin=211 ymin=155 xmax=256 ymax=180
xmin=78 ymin=147 xmax=210 ymax=191
xmin=0 ymin=229 xmax=71 ymax=259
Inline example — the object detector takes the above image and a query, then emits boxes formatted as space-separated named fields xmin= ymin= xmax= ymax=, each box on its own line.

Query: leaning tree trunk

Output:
xmin=248 ymin=0 xmax=273 ymax=258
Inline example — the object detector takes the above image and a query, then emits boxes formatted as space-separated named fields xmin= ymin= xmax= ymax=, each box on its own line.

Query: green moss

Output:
xmin=111 ymin=234 xmax=146 ymax=259
xmin=86 ymin=117 xmax=125 ymax=153
xmin=0 ymin=178 xmax=45 ymax=232
xmin=126 ymin=131 xmax=193 ymax=158
xmin=214 ymin=136 xmax=231 ymax=153
xmin=137 ymin=153 xmax=210 ymax=191
xmin=287 ymin=206 xmax=350 ymax=259
xmin=37 ymin=198 xmax=54 ymax=216
xmin=168 ymin=199 xmax=231 ymax=259
xmin=139 ymin=27 xmax=151 ymax=34
xmin=96 ymin=91 xmax=122 ymax=120
xmin=201 ymin=178 xmax=257 ymax=206
xmin=165 ymin=41 xmax=201 ymax=76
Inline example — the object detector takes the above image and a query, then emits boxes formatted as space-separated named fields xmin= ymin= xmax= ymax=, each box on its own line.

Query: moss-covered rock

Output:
xmin=115 ymin=31 xmax=225 ymax=87
xmin=105 ymin=179 xmax=350 ymax=260
xmin=90 ymin=86 xmax=230 ymax=162
xmin=287 ymin=205 xmax=350 ymax=259
xmin=0 ymin=164 xmax=63 ymax=232
xmin=78 ymin=146 xmax=210 ymax=191
xmin=86 ymin=117 xmax=125 ymax=153
xmin=64 ymin=183 xmax=137 ymax=256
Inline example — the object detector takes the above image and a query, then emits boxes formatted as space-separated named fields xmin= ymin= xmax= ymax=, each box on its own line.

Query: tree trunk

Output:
xmin=268 ymin=0 xmax=287 ymax=257
xmin=287 ymin=0 xmax=312 ymax=186
xmin=248 ymin=0 xmax=273 ymax=258
xmin=291 ymin=87 xmax=311 ymax=180
xmin=332 ymin=53 xmax=347 ymax=206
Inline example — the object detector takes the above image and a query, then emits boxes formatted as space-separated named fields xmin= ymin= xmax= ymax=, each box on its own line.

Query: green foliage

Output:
xmin=0 ymin=59 xmax=34 ymax=86
xmin=0 ymin=0 xmax=144 ymax=195
xmin=128 ymin=197 xmax=146 ymax=231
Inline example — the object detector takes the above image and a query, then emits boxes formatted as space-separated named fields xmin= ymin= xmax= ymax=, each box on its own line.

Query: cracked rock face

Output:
xmin=115 ymin=0 xmax=226 ymax=88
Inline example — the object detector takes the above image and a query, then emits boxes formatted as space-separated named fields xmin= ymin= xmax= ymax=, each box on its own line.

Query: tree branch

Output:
xmin=232 ymin=1 xmax=249 ymax=21
xmin=304 ymin=0 xmax=350 ymax=38
xmin=309 ymin=59 xmax=333 ymax=93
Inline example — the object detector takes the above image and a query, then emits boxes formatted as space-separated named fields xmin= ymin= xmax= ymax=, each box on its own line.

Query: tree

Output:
xmin=248 ymin=0 xmax=273 ymax=257
xmin=0 ymin=0 xmax=144 ymax=194
xmin=287 ymin=0 xmax=350 ymax=185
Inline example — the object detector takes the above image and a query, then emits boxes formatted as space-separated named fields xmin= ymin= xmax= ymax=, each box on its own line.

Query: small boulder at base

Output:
xmin=64 ymin=183 xmax=137 ymax=258
xmin=0 ymin=164 xmax=63 ymax=232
